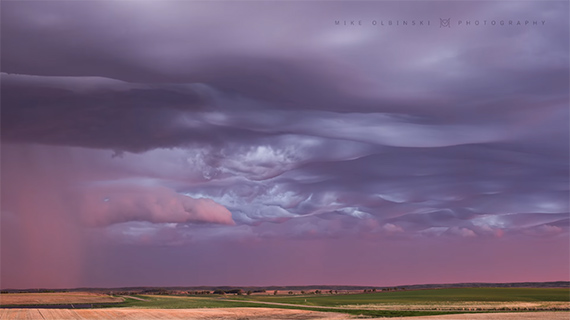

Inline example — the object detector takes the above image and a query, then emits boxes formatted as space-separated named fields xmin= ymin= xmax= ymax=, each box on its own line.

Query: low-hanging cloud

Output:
xmin=77 ymin=184 xmax=235 ymax=227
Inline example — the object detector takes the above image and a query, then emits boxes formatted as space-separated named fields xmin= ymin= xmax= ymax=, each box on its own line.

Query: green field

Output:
xmin=118 ymin=295 xmax=268 ymax=308
xmin=2 ymin=288 xmax=565 ymax=318
xmin=225 ymin=288 xmax=570 ymax=307
xmin=103 ymin=287 xmax=569 ymax=318
xmin=114 ymin=294 xmax=453 ymax=317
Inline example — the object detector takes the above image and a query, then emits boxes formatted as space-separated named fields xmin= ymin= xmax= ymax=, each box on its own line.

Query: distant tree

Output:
xmin=146 ymin=288 xmax=169 ymax=295
xmin=300 ymin=290 xmax=305 ymax=294
xmin=329 ymin=290 xmax=333 ymax=294
xmin=237 ymin=289 xmax=243 ymax=295
xmin=372 ymin=288 xmax=376 ymax=292
xmin=273 ymin=290 xmax=278 ymax=295
xmin=334 ymin=290 xmax=338 ymax=294
xmin=247 ymin=291 xmax=252 ymax=296
xmin=226 ymin=289 xmax=242 ymax=294
xmin=315 ymin=290 xmax=321 ymax=294
xmin=288 ymin=291 xmax=294 ymax=295
xmin=213 ymin=289 xmax=225 ymax=295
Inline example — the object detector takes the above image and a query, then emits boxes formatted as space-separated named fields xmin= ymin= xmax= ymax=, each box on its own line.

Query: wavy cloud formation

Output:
xmin=1 ymin=1 xmax=568 ymax=288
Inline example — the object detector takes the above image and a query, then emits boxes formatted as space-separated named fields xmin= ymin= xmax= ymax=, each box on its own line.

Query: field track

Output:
xmin=0 ymin=308 xmax=568 ymax=320
xmin=219 ymin=297 xmax=570 ymax=312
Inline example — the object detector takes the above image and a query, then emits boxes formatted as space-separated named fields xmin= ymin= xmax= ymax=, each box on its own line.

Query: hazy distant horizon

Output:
xmin=4 ymin=280 xmax=569 ymax=292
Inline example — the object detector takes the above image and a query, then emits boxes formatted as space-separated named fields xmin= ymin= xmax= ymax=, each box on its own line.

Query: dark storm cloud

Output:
xmin=2 ymin=74 xmax=221 ymax=152
xmin=1 ymin=0 xmax=568 ymax=244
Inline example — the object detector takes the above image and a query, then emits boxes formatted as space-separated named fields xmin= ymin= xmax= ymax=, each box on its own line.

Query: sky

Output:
xmin=1 ymin=1 xmax=568 ymax=289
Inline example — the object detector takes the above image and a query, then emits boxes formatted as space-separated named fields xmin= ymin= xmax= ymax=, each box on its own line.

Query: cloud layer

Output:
xmin=1 ymin=1 xmax=568 ymax=288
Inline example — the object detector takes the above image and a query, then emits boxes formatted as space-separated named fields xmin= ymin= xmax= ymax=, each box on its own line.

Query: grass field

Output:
xmin=1 ymin=288 xmax=568 ymax=318
xmin=119 ymin=295 xmax=270 ymax=309
xmin=109 ymin=288 xmax=569 ymax=317
xmin=223 ymin=288 xmax=570 ymax=312
xmin=225 ymin=288 xmax=570 ymax=306
xmin=115 ymin=295 xmax=453 ymax=317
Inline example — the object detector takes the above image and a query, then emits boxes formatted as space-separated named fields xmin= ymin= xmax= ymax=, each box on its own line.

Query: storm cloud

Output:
xmin=1 ymin=1 xmax=568 ymax=288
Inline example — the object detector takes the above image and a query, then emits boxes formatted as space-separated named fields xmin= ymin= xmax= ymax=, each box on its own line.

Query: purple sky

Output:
xmin=1 ymin=1 xmax=568 ymax=289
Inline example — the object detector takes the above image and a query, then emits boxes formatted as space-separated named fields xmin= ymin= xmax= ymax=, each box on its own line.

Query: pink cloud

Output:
xmin=382 ymin=223 xmax=404 ymax=234
xmin=523 ymin=224 xmax=564 ymax=237
xmin=77 ymin=184 xmax=235 ymax=226
xmin=449 ymin=227 xmax=477 ymax=238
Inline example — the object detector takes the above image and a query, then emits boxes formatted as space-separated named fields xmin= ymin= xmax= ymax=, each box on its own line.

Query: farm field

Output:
xmin=0 ymin=307 xmax=347 ymax=319
xmin=0 ymin=292 xmax=123 ymax=306
xmin=1 ymin=309 xmax=568 ymax=320
xmin=225 ymin=287 xmax=570 ymax=311
xmin=115 ymin=295 xmax=451 ymax=317
xmin=0 ymin=288 xmax=568 ymax=319
xmin=403 ymin=312 xmax=570 ymax=320
xmin=227 ymin=288 xmax=570 ymax=304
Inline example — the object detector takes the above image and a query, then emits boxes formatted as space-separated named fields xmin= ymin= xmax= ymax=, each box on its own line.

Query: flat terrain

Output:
xmin=337 ymin=301 xmax=569 ymax=311
xmin=116 ymin=295 xmax=450 ymax=317
xmin=402 ymin=312 xmax=570 ymax=320
xmin=226 ymin=288 xmax=570 ymax=311
xmin=0 ymin=307 xmax=347 ymax=319
xmin=0 ymin=292 xmax=123 ymax=306
xmin=0 ymin=309 xmax=568 ymax=320
xmin=1 ymin=288 xmax=568 ymax=319
xmin=229 ymin=288 xmax=570 ymax=305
